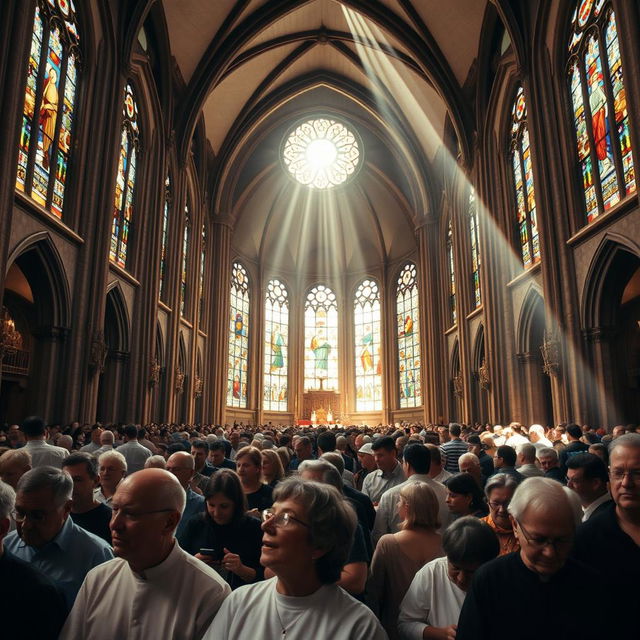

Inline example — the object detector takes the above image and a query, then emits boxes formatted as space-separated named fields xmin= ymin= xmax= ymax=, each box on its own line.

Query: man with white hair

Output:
xmin=166 ymin=451 xmax=204 ymax=539
xmin=537 ymin=447 xmax=565 ymax=484
xmin=95 ymin=450 xmax=127 ymax=505
xmin=0 ymin=480 xmax=68 ymax=638
xmin=528 ymin=424 xmax=552 ymax=451
xmin=458 ymin=452 xmax=484 ymax=487
xmin=0 ymin=448 xmax=32 ymax=489
xmin=60 ymin=469 xmax=231 ymax=639
xmin=93 ymin=429 xmax=116 ymax=457
xmin=457 ymin=477 xmax=607 ymax=639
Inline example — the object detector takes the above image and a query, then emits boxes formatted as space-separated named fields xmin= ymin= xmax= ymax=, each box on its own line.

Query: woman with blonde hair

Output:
xmin=368 ymin=481 xmax=443 ymax=639
xmin=260 ymin=449 xmax=284 ymax=487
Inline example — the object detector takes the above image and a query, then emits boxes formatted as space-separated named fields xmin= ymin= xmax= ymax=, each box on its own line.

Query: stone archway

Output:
xmin=471 ymin=325 xmax=489 ymax=425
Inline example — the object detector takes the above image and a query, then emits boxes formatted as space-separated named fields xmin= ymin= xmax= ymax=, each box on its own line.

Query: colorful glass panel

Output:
xmin=159 ymin=177 xmax=170 ymax=300
xmin=180 ymin=205 xmax=189 ymax=316
xmin=396 ymin=263 xmax=422 ymax=408
xmin=199 ymin=225 xmax=206 ymax=324
xmin=354 ymin=279 xmax=382 ymax=412
xmin=304 ymin=285 xmax=339 ymax=391
xmin=16 ymin=1 xmax=80 ymax=217
xmin=263 ymin=279 xmax=289 ymax=411
xmin=227 ymin=263 xmax=250 ymax=407
xmin=469 ymin=188 xmax=482 ymax=308
xmin=447 ymin=221 xmax=457 ymax=325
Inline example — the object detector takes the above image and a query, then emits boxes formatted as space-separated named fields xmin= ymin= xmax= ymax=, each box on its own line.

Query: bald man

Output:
xmin=60 ymin=469 xmax=230 ymax=640
xmin=166 ymin=451 xmax=205 ymax=540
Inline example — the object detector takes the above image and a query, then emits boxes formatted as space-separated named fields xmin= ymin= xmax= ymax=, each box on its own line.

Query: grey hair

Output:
xmin=145 ymin=455 xmax=167 ymax=469
xmin=509 ymin=477 xmax=582 ymax=528
xmin=0 ymin=448 xmax=32 ymax=471
xmin=321 ymin=451 xmax=345 ymax=475
xmin=17 ymin=466 xmax=72 ymax=506
xmin=273 ymin=478 xmax=356 ymax=584
xmin=442 ymin=516 xmax=499 ymax=565
xmin=517 ymin=443 xmax=537 ymax=463
xmin=484 ymin=472 xmax=519 ymax=499
xmin=537 ymin=447 xmax=558 ymax=461
xmin=458 ymin=452 xmax=480 ymax=468
xmin=299 ymin=459 xmax=343 ymax=493
xmin=98 ymin=449 xmax=127 ymax=472
xmin=0 ymin=481 xmax=16 ymax=519
xmin=609 ymin=433 xmax=640 ymax=456
xmin=100 ymin=431 xmax=115 ymax=444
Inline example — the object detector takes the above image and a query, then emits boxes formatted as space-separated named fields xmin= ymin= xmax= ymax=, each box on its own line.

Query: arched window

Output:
xmin=159 ymin=175 xmax=170 ymax=300
xmin=567 ymin=1 xmax=635 ymax=223
xmin=469 ymin=187 xmax=482 ymax=307
xmin=227 ymin=262 xmax=249 ymax=407
xmin=180 ymin=202 xmax=190 ymax=316
xmin=110 ymin=83 xmax=139 ymax=268
xmin=263 ymin=279 xmax=289 ymax=411
xmin=354 ymin=279 xmax=382 ymax=412
xmin=396 ymin=263 xmax=422 ymax=408
xmin=198 ymin=225 xmax=206 ymax=325
xmin=304 ymin=285 xmax=338 ymax=391
xmin=17 ymin=0 xmax=81 ymax=218
xmin=447 ymin=220 xmax=457 ymax=325
xmin=510 ymin=85 xmax=541 ymax=268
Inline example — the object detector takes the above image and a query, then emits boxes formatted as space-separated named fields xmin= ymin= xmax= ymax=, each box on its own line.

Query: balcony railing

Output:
xmin=2 ymin=349 xmax=30 ymax=376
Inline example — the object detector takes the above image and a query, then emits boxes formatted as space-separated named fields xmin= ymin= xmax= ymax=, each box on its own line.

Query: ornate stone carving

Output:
xmin=0 ymin=307 xmax=22 ymax=360
xmin=478 ymin=359 xmax=490 ymax=390
xmin=194 ymin=375 xmax=203 ymax=398
xmin=175 ymin=367 xmax=185 ymax=393
xmin=540 ymin=331 xmax=561 ymax=376
xmin=452 ymin=373 xmax=463 ymax=397
xmin=149 ymin=358 xmax=161 ymax=386
xmin=89 ymin=331 xmax=108 ymax=374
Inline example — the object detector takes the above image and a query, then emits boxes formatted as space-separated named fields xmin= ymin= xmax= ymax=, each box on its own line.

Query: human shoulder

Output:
xmin=177 ymin=545 xmax=232 ymax=591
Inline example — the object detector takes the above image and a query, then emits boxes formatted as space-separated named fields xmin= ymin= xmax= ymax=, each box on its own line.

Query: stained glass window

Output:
xmin=568 ymin=1 xmax=635 ymax=223
xmin=199 ymin=225 xmax=206 ymax=325
xmin=283 ymin=118 xmax=360 ymax=189
xmin=159 ymin=176 xmax=170 ymax=300
xmin=110 ymin=83 xmax=139 ymax=268
xmin=227 ymin=263 xmax=249 ymax=407
xmin=263 ymin=279 xmax=289 ymax=411
xmin=396 ymin=263 xmax=422 ymax=408
xmin=469 ymin=188 xmax=482 ymax=307
xmin=447 ymin=221 xmax=457 ymax=325
xmin=17 ymin=0 xmax=80 ymax=218
xmin=180 ymin=203 xmax=190 ymax=316
xmin=304 ymin=285 xmax=338 ymax=391
xmin=354 ymin=279 xmax=382 ymax=412
xmin=510 ymin=85 xmax=541 ymax=268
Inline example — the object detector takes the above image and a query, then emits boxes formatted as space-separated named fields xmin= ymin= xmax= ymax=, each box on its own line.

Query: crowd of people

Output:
xmin=0 ymin=416 xmax=638 ymax=639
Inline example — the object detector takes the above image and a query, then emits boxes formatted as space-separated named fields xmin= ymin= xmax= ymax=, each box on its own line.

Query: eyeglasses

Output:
xmin=488 ymin=500 xmax=510 ymax=511
xmin=11 ymin=507 xmax=62 ymax=523
xmin=515 ymin=519 xmax=573 ymax=551
xmin=609 ymin=468 xmax=640 ymax=483
xmin=261 ymin=509 xmax=310 ymax=529
xmin=111 ymin=507 xmax=176 ymax=522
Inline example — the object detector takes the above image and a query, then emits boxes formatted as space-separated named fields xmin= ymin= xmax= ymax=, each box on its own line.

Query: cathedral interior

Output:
xmin=1 ymin=0 xmax=639 ymax=429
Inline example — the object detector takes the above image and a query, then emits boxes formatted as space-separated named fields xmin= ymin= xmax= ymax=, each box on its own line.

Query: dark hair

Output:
xmin=372 ymin=436 xmax=396 ymax=453
xmin=191 ymin=440 xmax=208 ymax=452
xmin=317 ymin=432 xmax=336 ymax=453
xmin=62 ymin=452 xmax=99 ymax=479
xmin=208 ymin=440 xmax=227 ymax=453
xmin=496 ymin=445 xmax=516 ymax=467
xmin=566 ymin=452 xmax=608 ymax=482
xmin=21 ymin=416 xmax=46 ymax=437
xmin=449 ymin=423 xmax=462 ymax=437
xmin=445 ymin=473 xmax=486 ymax=511
xmin=567 ymin=424 xmax=583 ymax=440
xmin=443 ymin=516 xmax=499 ymax=565
xmin=124 ymin=424 xmax=138 ymax=439
xmin=588 ymin=442 xmax=609 ymax=465
xmin=403 ymin=444 xmax=431 ymax=474
xmin=204 ymin=469 xmax=247 ymax=522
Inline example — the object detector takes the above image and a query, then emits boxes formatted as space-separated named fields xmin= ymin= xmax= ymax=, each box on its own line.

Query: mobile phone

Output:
xmin=199 ymin=547 xmax=223 ymax=561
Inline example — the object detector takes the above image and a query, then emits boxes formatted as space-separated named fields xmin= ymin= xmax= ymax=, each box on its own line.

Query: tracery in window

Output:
xmin=447 ymin=221 xmax=457 ymax=325
xmin=180 ymin=203 xmax=190 ymax=316
xmin=227 ymin=263 xmax=249 ymax=408
xmin=263 ymin=279 xmax=289 ymax=411
xmin=159 ymin=176 xmax=170 ymax=300
xmin=17 ymin=0 xmax=80 ymax=218
xmin=304 ymin=285 xmax=338 ymax=391
xmin=354 ymin=279 xmax=382 ymax=412
xmin=469 ymin=188 xmax=482 ymax=308
xmin=396 ymin=264 xmax=422 ymax=408
xmin=198 ymin=225 xmax=206 ymax=325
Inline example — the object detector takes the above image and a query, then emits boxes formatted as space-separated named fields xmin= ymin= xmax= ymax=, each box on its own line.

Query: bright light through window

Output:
xmin=283 ymin=118 xmax=360 ymax=189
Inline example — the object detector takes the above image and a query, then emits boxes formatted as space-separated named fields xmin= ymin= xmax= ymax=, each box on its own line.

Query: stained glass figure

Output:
xmin=159 ymin=176 xmax=170 ymax=300
xmin=354 ymin=279 xmax=382 ymax=412
xmin=180 ymin=203 xmax=190 ymax=316
xmin=263 ymin=279 xmax=289 ymax=411
xmin=447 ymin=220 xmax=457 ymax=325
xmin=17 ymin=0 xmax=80 ymax=218
xmin=227 ymin=263 xmax=250 ymax=407
xmin=567 ymin=1 xmax=635 ymax=223
xmin=396 ymin=264 xmax=422 ymax=408
xmin=199 ymin=225 xmax=206 ymax=325
xmin=304 ymin=285 xmax=338 ymax=391
xmin=469 ymin=188 xmax=482 ymax=308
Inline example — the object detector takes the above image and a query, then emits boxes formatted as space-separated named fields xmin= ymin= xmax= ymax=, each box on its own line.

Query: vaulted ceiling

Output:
xmin=160 ymin=0 xmax=493 ymax=275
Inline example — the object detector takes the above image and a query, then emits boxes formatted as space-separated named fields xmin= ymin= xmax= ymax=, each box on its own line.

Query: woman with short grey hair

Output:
xmin=480 ymin=473 xmax=519 ymax=556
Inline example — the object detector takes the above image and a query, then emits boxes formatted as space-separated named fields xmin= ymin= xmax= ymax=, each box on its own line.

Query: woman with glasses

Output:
xmin=480 ymin=473 xmax=519 ymax=556
xmin=445 ymin=473 xmax=488 ymax=520
xmin=203 ymin=478 xmax=386 ymax=639
xmin=178 ymin=469 xmax=263 ymax=590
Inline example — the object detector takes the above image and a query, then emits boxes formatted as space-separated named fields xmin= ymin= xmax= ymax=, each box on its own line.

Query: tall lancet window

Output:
xmin=354 ymin=279 xmax=382 ymax=412
xmin=180 ymin=203 xmax=190 ymax=316
xmin=263 ymin=279 xmax=289 ymax=411
xmin=510 ymin=85 xmax=541 ymax=268
xmin=396 ymin=263 xmax=422 ymax=408
xmin=110 ymin=83 xmax=139 ymax=269
xmin=159 ymin=176 xmax=170 ymax=300
xmin=304 ymin=285 xmax=338 ymax=391
xmin=469 ymin=188 xmax=482 ymax=308
xmin=17 ymin=0 xmax=81 ymax=219
xmin=447 ymin=220 xmax=457 ymax=325
xmin=227 ymin=263 xmax=249 ymax=407
xmin=568 ymin=0 xmax=635 ymax=223
xmin=198 ymin=225 xmax=206 ymax=325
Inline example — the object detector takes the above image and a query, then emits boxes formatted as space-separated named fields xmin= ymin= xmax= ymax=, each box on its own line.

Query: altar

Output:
xmin=302 ymin=389 xmax=340 ymax=425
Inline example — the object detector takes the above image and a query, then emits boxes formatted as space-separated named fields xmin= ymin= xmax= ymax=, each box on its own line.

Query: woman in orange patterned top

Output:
xmin=480 ymin=473 xmax=520 ymax=556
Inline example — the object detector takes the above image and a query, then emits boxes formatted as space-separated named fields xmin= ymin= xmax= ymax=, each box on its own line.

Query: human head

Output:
xmin=516 ymin=443 xmax=537 ymax=466
xmin=402 ymin=443 xmax=431 ymax=475
xmin=62 ymin=452 xmax=99 ymax=505
xmin=144 ymin=455 xmax=167 ymax=469
xmin=566 ymin=424 xmax=583 ymax=441
xmin=449 ymin=423 xmax=462 ymax=438
xmin=100 ymin=430 xmax=115 ymax=446
xmin=0 ymin=449 xmax=32 ymax=489
xmin=261 ymin=478 xmax=356 ymax=584
xmin=123 ymin=424 xmax=138 ymax=441
xmin=466 ymin=435 xmax=483 ymax=457
xmin=20 ymin=416 xmax=46 ymax=439
xmin=588 ymin=442 xmax=608 ymax=465
xmin=190 ymin=440 xmax=208 ymax=471
xmin=14 ymin=466 xmax=73 ymax=548
xmin=320 ymin=451 xmax=345 ymax=475
xmin=57 ymin=434 xmax=73 ymax=452
xmin=0 ymin=480 xmax=16 ymax=547
xmin=299 ymin=459 xmax=344 ymax=494
xmin=566 ymin=453 xmax=608 ymax=506
xmin=458 ymin=452 xmax=481 ymax=477
xmin=608 ymin=433 xmax=640 ymax=513
xmin=372 ymin=436 xmax=398 ymax=473
xmin=235 ymin=446 xmax=262 ymax=484
xmin=425 ymin=444 xmax=444 ymax=473
xmin=445 ymin=473 xmax=486 ymax=516
xmin=166 ymin=451 xmax=195 ymax=489
xmin=494 ymin=445 xmax=516 ymax=469
xmin=316 ymin=432 xmax=336 ymax=455
xmin=398 ymin=481 xmax=439 ymax=530
xmin=537 ymin=447 xmax=559 ymax=472
xmin=508 ymin=477 xmax=581 ymax=577
xmin=443 ymin=516 xmax=499 ymax=591
xmin=110 ymin=469 xmax=185 ymax=572
xmin=357 ymin=443 xmax=376 ymax=471
xmin=293 ymin=436 xmax=313 ymax=462
xmin=485 ymin=473 xmax=519 ymax=529
xmin=204 ymin=469 xmax=246 ymax=525
xmin=528 ymin=424 xmax=546 ymax=443
xmin=612 ymin=425 xmax=626 ymax=439
xmin=207 ymin=440 xmax=227 ymax=467
xmin=98 ymin=450 xmax=127 ymax=492
xmin=261 ymin=449 xmax=285 ymax=484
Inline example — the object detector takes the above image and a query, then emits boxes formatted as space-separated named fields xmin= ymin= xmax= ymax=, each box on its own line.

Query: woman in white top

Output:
xmin=398 ymin=516 xmax=499 ymax=640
